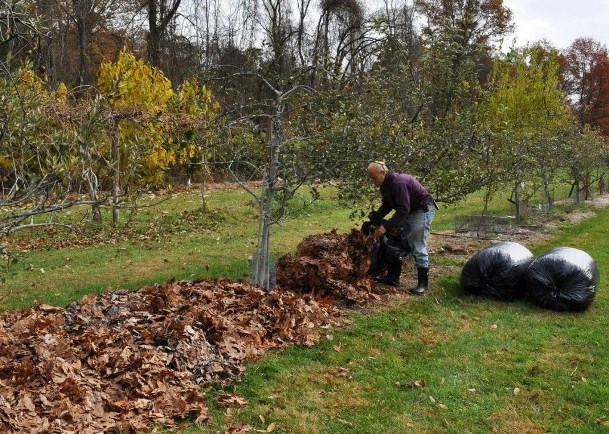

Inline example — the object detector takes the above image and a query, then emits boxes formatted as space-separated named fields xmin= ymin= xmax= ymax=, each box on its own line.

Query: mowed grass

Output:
xmin=2 ymin=183 xmax=607 ymax=433
xmin=0 ymin=186 xmax=355 ymax=310
xmin=189 ymin=209 xmax=609 ymax=433
xmin=193 ymin=194 xmax=607 ymax=433
xmin=0 ymin=183 xmax=487 ymax=310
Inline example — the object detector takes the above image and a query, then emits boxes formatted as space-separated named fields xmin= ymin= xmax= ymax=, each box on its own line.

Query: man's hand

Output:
xmin=372 ymin=225 xmax=386 ymax=239
xmin=368 ymin=211 xmax=383 ymax=226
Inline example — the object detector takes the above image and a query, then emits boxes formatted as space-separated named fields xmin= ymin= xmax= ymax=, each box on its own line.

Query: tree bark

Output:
xmin=110 ymin=120 xmax=120 ymax=226
xmin=541 ymin=173 xmax=554 ymax=212
xmin=146 ymin=0 xmax=182 ymax=68
xmin=76 ymin=0 xmax=91 ymax=87
xmin=253 ymin=105 xmax=283 ymax=289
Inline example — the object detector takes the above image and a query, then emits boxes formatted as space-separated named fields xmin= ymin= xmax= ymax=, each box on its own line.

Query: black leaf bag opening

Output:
xmin=525 ymin=247 xmax=599 ymax=312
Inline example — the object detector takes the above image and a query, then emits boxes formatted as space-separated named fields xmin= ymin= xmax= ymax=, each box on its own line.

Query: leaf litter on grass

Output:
xmin=0 ymin=228 xmax=396 ymax=432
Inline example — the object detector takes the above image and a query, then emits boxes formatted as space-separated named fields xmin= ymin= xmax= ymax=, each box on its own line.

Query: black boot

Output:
xmin=410 ymin=267 xmax=428 ymax=295
xmin=375 ymin=260 xmax=402 ymax=287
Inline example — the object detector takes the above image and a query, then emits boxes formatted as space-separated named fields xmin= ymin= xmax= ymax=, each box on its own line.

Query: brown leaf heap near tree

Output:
xmin=276 ymin=228 xmax=396 ymax=304
xmin=0 ymin=228 xmax=387 ymax=432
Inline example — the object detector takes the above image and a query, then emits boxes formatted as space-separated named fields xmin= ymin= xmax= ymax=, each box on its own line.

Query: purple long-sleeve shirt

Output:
xmin=377 ymin=172 xmax=432 ymax=230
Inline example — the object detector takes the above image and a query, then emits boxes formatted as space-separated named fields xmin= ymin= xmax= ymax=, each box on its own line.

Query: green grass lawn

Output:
xmin=189 ymin=205 xmax=609 ymax=434
xmin=0 ymin=186 xmax=355 ymax=310
xmin=1 ymin=183 xmax=607 ymax=433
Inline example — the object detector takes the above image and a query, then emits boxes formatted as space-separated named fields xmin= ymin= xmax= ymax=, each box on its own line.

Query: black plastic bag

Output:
xmin=460 ymin=241 xmax=534 ymax=301
xmin=525 ymin=247 xmax=599 ymax=312
xmin=362 ymin=219 xmax=411 ymax=276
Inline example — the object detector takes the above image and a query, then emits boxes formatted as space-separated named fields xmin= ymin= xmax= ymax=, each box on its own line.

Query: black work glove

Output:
xmin=368 ymin=211 xmax=383 ymax=226
xmin=361 ymin=220 xmax=375 ymax=235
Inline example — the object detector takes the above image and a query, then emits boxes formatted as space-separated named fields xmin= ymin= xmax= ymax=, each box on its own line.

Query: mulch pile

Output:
xmin=0 ymin=229 xmax=390 ymax=432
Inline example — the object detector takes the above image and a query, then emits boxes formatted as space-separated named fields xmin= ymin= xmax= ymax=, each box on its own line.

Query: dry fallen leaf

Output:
xmin=334 ymin=367 xmax=352 ymax=378
xmin=214 ymin=394 xmax=249 ymax=407
xmin=225 ymin=422 xmax=253 ymax=433
xmin=404 ymin=379 xmax=426 ymax=389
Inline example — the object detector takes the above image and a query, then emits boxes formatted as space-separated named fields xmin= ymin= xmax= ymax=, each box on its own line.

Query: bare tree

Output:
xmin=187 ymin=0 xmax=222 ymax=67
xmin=145 ymin=0 xmax=182 ymax=68
xmin=295 ymin=0 xmax=314 ymax=66
xmin=1 ymin=0 xmax=43 ymax=67
xmin=311 ymin=0 xmax=386 ymax=89
xmin=232 ymin=79 xmax=316 ymax=289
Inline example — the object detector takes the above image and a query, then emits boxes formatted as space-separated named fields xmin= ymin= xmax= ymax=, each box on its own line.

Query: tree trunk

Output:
xmin=81 ymin=143 xmax=102 ymax=223
xmin=583 ymin=173 xmax=592 ymax=200
xmin=542 ymin=173 xmax=554 ymax=212
xmin=513 ymin=181 xmax=521 ymax=222
xmin=76 ymin=0 xmax=90 ymax=87
xmin=200 ymin=146 xmax=208 ymax=210
xmin=147 ymin=0 xmax=160 ymax=67
xmin=253 ymin=106 xmax=282 ymax=289
xmin=146 ymin=0 xmax=182 ymax=68
xmin=253 ymin=185 xmax=272 ymax=288
xmin=110 ymin=121 xmax=120 ymax=226
xmin=572 ymin=167 xmax=581 ymax=205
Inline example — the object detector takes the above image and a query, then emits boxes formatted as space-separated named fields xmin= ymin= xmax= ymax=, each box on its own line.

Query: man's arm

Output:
xmin=384 ymin=183 xmax=410 ymax=229
xmin=376 ymin=201 xmax=392 ymax=218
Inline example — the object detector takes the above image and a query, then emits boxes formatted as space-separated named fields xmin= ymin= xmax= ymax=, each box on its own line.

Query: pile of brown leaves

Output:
xmin=0 ymin=229 xmax=384 ymax=432
xmin=276 ymin=229 xmax=396 ymax=304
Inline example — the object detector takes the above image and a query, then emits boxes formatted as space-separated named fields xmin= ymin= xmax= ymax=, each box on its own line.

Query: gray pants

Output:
xmin=406 ymin=207 xmax=435 ymax=268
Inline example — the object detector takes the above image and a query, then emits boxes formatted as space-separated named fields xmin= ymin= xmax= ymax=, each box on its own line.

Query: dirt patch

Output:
xmin=548 ymin=210 xmax=596 ymax=226
xmin=540 ymin=193 xmax=609 ymax=227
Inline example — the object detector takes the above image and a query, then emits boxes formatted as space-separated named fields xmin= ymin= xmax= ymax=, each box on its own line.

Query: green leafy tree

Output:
xmin=0 ymin=65 xmax=90 ymax=235
xmin=481 ymin=47 xmax=577 ymax=219
xmin=563 ymin=125 xmax=609 ymax=203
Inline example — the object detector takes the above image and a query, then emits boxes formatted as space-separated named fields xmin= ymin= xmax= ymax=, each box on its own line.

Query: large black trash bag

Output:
xmin=525 ymin=247 xmax=599 ymax=312
xmin=362 ymin=216 xmax=411 ymax=276
xmin=460 ymin=241 xmax=534 ymax=301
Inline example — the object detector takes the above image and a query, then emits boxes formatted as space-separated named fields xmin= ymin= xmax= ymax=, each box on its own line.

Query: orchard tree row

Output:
xmin=1 ymin=1 xmax=609 ymax=275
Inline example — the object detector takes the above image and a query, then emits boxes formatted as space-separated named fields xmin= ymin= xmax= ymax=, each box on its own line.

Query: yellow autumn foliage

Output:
xmin=16 ymin=68 xmax=44 ymax=94
xmin=54 ymin=83 xmax=69 ymax=101
xmin=172 ymin=78 xmax=220 ymax=115
xmin=97 ymin=49 xmax=176 ymax=186
xmin=170 ymin=78 xmax=220 ymax=168
xmin=98 ymin=50 xmax=173 ymax=111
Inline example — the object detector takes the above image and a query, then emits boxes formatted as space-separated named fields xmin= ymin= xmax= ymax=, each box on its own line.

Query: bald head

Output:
xmin=368 ymin=161 xmax=388 ymax=187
